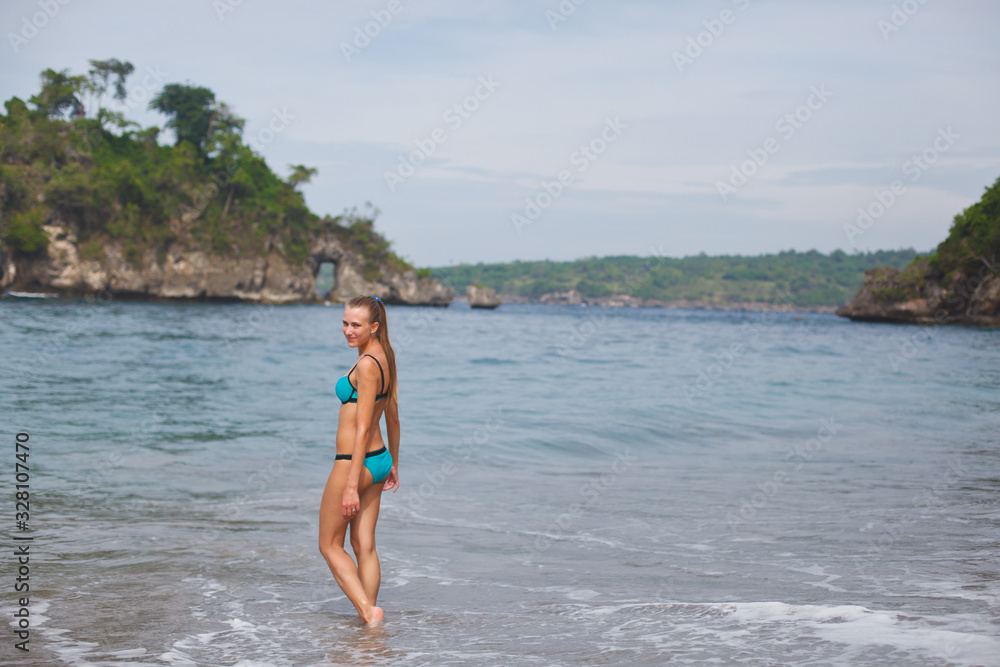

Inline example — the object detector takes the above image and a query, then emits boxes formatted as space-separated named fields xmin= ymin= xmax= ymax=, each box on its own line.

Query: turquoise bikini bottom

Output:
xmin=335 ymin=446 xmax=392 ymax=484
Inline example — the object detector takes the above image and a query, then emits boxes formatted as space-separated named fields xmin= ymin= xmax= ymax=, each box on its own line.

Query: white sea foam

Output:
xmin=789 ymin=565 xmax=847 ymax=593
xmin=675 ymin=542 xmax=716 ymax=551
xmin=564 ymin=600 xmax=1000 ymax=666
xmin=908 ymin=579 xmax=1000 ymax=609
xmin=729 ymin=601 xmax=1000 ymax=666
xmin=107 ymin=647 xmax=150 ymax=658
xmin=170 ymin=615 xmax=294 ymax=667
xmin=160 ymin=649 xmax=199 ymax=666
xmin=566 ymin=589 xmax=603 ymax=601
xmin=9 ymin=599 xmax=158 ymax=667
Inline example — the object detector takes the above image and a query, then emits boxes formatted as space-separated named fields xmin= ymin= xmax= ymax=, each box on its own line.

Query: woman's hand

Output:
xmin=382 ymin=466 xmax=399 ymax=493
xmin=342 ymin=486 xmax=360 ymax=520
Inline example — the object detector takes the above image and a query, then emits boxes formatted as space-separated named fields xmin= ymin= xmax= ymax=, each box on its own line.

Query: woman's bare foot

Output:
xmin=364 ymin=606 xmax=384 ymax=627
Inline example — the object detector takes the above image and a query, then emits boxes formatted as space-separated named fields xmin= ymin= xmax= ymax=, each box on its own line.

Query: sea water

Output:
xmin=1 ymin=299 xmax=998 ymax=666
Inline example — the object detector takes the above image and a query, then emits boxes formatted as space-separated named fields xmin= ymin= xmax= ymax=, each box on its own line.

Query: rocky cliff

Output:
xmin=835 ymin=260 xmax=999 ymax=326
xmin=0 ymin=220 xmax=454 ymax=306
xmin=837 ymin=175 xmax=1000 ymax=327
xmin=0 ymin=69 xmax=453 ymax=307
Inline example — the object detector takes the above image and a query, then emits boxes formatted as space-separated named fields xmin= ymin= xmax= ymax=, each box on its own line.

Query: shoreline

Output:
xmin=452 ymin=294 xmax=838 ymax=313
xmin=1 ymin=288 xmax=836 ymax=313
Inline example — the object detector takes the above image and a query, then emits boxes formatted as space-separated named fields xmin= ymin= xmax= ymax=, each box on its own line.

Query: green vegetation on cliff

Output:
xmin=926 ymin=175 xmax=1000 ymax=279
xmin=864 ymin=175 xmax=1000 ymax=306
xmin=836 ymin=175 xmax=1000 ymax=325
xmin=0 ymin=61 xmax=410 ymax=276
xmin=431 ymin=249 xmax=920 ymax=307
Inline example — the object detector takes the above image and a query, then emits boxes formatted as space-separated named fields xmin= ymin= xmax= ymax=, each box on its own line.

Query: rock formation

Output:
xmin=838 ymin=175 xmax=1000 ymax=327
xmin=0 ymin=222 xmax=454 ymax=306
xmin=836 ymin=260 xmax=1000 ymax=326
xmin=466 ymin=284 xmax=501 ymax=309
xmin=539 ymin=289 xmax=583 ymax=306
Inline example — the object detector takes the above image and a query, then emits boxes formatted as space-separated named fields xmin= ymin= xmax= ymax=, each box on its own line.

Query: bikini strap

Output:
xmin=363 ymin=354 xmax=386 ymax=395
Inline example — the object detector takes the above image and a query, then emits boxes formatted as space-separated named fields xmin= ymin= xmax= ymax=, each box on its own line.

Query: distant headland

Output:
xmin=837 ymin=176 xmax=1000 ymax=327
xmin=433 ymin=249 xmax=921 ymax=312
xmin=433 ymin=178 xmax=999 ymax=323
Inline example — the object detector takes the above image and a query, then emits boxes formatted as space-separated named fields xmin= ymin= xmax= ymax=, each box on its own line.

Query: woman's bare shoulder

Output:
xmin=354 ymin=353 xmax=387 ymax=382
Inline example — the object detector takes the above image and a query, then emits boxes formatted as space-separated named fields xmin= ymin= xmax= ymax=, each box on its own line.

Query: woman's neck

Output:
xmin=358 ymin=341 xmax=381 ymax=356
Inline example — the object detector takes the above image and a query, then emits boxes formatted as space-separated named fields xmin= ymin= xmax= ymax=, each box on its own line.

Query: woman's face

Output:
xmin=342 ymin=306 xmax=376 ymax=347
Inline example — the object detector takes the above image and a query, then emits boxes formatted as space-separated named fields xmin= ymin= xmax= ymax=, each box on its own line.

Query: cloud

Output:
xmin=2 ymin=0 xmax=998 ymax=265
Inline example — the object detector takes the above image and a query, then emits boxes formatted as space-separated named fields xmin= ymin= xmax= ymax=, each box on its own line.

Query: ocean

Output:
xmin=1 ymin=298 xmax=998 ymax=666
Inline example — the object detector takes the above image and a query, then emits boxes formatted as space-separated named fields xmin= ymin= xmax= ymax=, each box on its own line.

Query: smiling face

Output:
xmin=342 ymin=306 xmax=377 ymax=347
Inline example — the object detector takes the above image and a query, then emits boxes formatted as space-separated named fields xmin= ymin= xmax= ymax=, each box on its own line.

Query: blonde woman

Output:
xmin=319 ymin=295 xmax=400 ymax=626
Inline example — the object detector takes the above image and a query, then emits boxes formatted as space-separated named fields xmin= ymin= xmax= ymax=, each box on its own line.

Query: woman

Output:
xmin=319 ymin=295 xmax=400 ymax=626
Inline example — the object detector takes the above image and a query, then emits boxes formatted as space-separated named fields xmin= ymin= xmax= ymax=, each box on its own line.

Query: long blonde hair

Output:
xmin=348 ymin=295 xmax=397 ymax=404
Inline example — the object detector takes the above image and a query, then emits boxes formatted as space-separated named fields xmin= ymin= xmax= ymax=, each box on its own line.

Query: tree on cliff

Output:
xmin=931 ymin=175 xmax=1000 ymax=277
xmin=86 ymin=58 xmax=135 ymax=110
xmin=288 ymin=164 xmax=318 ymax=191
xmin=29 ymin=68 xmax=86 ymax=119
xmin=148 ymin=84 xmax=243 ymax=157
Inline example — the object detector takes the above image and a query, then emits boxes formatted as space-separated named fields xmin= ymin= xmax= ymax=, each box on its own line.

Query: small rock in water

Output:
xmin=467 ymin=284 xmax=501 ymax=309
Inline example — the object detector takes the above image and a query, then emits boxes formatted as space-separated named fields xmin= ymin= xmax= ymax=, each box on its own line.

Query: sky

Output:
xmin=2 ymin=0 xmax=999 ymax=267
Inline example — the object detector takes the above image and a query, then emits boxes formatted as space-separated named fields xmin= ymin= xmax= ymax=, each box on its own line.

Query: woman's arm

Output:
xmin=383 ymin=396 xmax=400 ymax=491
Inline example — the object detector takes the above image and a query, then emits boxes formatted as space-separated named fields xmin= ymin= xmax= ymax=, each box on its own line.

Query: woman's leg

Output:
xmin=350 ymin=478 xmax=386 ymax=605
xmin=318 ymin=461 xmax=382 ymax=625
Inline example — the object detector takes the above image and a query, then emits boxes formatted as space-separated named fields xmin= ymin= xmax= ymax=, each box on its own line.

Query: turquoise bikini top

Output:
xmin=336 ymin=354 xmax=389 ymax=404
